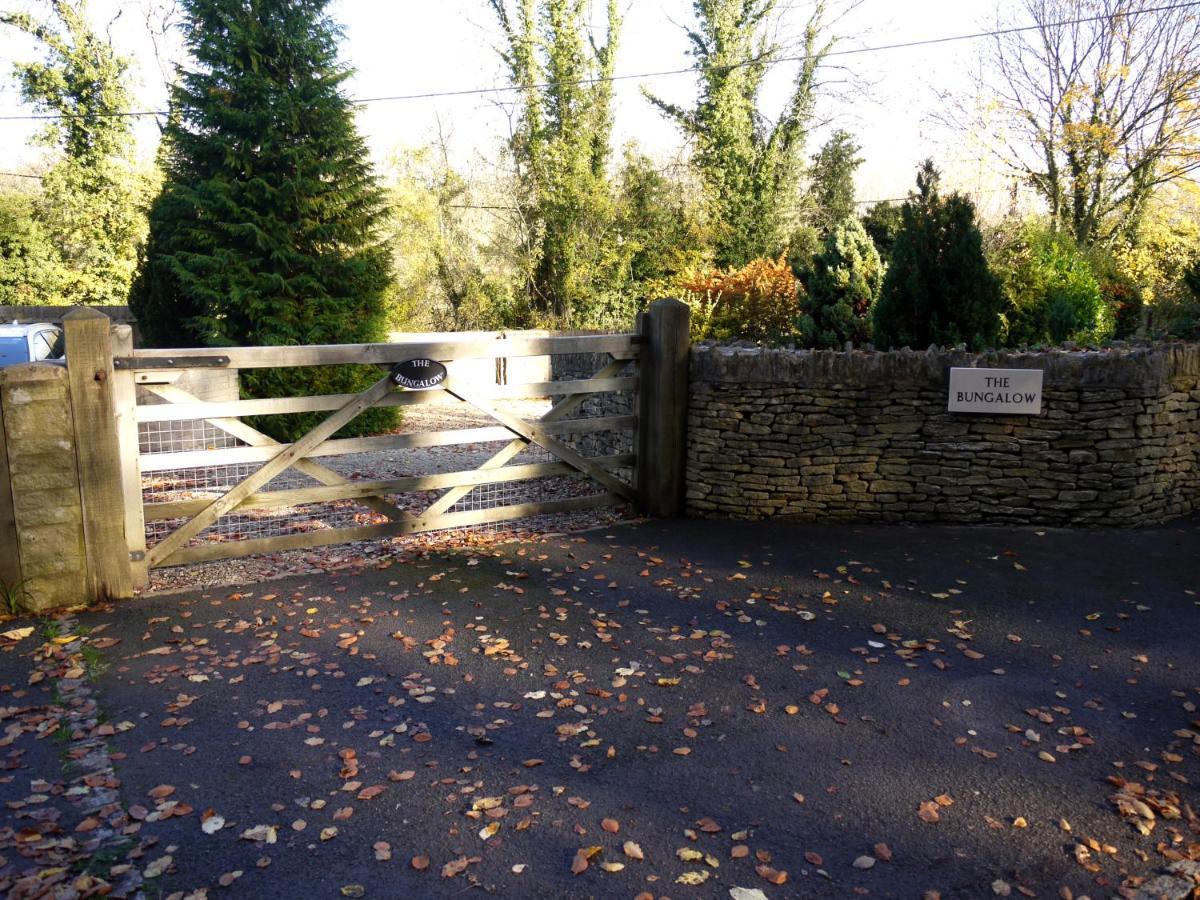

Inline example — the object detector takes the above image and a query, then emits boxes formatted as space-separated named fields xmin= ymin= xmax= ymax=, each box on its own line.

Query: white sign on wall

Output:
xmin=948 ymin=367 xmax=1043 ymax=415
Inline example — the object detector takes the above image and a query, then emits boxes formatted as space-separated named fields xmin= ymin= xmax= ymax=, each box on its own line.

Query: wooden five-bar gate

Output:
xmin=64 ymin=300 xmax=689 ymax=596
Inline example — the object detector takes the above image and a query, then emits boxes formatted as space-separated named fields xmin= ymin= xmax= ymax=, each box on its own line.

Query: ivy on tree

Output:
xmin=131 ymin=0 xmax=393 ymax=440
xmin=490 ymin=0 xmax=621 ymax=324
xmin=1 ymin=0 xmax=148 ymax=306
xmin=872 ymin=161 xmax=1005 ymax=351
xmin=646 ymin=0 xmax=832 ymax=268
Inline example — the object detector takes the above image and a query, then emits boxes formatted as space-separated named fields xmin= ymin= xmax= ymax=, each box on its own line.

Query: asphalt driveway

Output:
xmin=1 ymin=515 xmax=1198 ymax=899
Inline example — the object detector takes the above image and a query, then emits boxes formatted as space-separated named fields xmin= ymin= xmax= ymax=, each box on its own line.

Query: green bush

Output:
xmin=1172 ymin=263 xmax=1200 ymax=339
xmin=860 ymin=200 xmax=902 ymax=261
xmin=872 ymin=161 xmax=1006 ymax=350
xmin=995 ymin=224 xmax=1113 ymax=346
xmin=798 ymin=218 xmax=883 ymax=348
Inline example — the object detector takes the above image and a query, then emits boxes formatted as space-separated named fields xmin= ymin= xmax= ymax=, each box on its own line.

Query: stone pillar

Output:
xmin=0 ymin=364 xmax=89 ymax=612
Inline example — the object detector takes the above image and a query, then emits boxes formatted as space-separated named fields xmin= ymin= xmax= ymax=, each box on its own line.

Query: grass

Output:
xmin=0 ymin=577 xmax=33 ymax=616
xmin=79 ymin=645 xmax=109 ymax=679
xmin=68 ymin=836 xmax=136 ymax=879
xmin=38 ymin=618 xmax=62 ymax=641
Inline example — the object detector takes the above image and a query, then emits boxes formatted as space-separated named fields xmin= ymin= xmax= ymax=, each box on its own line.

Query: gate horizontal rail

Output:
xmin=139 ymin=415 xmax=636 ymax=472
xmin=117 ymin=333 xmax=642 ymax=370
xmin=135 ymin=376 xmax=639 ymax=422
xmin=144 ymin=453 xmax=636 ymax=521
xmin=156 ymin=493 xmax=620 ymax=568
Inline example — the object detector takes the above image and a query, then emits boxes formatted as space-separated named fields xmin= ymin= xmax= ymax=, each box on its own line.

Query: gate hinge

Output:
xmin=129 ymin=550 xmax=146 ymax=562
xmin=114 ymin=355 xmax=231 ymax=370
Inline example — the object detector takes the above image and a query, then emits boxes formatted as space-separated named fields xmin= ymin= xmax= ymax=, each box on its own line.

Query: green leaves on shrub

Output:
xmin=994 ymin=224 xmax=1114 ymax=346
xmin=798 ymin=218 xmax=882 ymax=349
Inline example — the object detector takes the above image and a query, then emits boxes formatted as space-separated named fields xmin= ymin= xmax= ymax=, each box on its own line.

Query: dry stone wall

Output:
xmin=686 ymin=344 xmax=1200 ymax=526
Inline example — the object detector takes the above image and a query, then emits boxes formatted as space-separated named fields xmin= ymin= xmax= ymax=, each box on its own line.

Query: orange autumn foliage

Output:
xmin=678 ymin=255 xmax=802 ymax=342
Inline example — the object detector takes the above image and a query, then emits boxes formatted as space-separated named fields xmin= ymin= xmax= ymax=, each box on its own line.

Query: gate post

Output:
xmin=64 ymin=309 xmax=134 ymax=602
xmin=111 ymin=324 xmax=148 ymax=589
xmin=637 ymin=298 xmax=691 ymax=517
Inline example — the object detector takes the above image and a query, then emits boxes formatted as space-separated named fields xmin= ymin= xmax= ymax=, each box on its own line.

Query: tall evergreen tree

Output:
xmin=490 ymin=0 xmax=621 ymax=323
xmin=806 ymin=129 xmax=862 ymax=235
xmin=645 ymin=0 xmax=831 ymax=268
xmin=131 ymin=0 xmax=393 ymax=439
xmin=2 ymin=0 xmax=148 ymax=305
xmin=872 ymin=161 xmax=1005 ymax=350
xmin=800 ymin=217 xmax=882 ymax=348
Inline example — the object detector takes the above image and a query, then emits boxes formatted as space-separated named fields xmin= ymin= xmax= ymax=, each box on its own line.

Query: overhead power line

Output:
xmin=0 ymin=1 xmax=1197 ymax=122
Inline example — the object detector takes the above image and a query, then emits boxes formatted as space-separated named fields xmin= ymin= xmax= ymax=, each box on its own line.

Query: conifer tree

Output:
xmin=131 ymin=0 xmax=392 ymax=439
xmin=806 ymin=130 xmax=862 ymax=236
xmin=800 ymin=217 xmax=882 ymax=348
xmin=860 ymin=200 xmax=902 ymax=260
xmin=872 ymin=161 xmax=1005 ymax=350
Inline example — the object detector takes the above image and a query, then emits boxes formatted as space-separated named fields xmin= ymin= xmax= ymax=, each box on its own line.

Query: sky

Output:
xmin=0 ymin=0 xmax=1009 ymax=207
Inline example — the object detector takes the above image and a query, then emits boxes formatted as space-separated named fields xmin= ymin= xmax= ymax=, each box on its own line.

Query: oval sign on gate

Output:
xmin=390 ymin=358 xmax=447 ymax=390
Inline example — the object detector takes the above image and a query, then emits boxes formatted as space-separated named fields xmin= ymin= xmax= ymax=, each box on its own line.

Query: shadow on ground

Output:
xmin=1 ymin=515 xmax=1198 ymax=899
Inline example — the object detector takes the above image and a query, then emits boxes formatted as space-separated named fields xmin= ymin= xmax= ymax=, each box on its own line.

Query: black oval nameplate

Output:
xmin=390 ymin=358 xmax=447 ymax=390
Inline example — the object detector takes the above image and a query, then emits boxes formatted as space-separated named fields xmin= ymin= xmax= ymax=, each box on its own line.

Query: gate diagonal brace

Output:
xmin=439 ymin=374 xmax=637 ymax=505
xmin=417 ymin=357 xmax=635 ymax=519
xmin=146 ymin=373 xmax=399 ymax=569
xmin=142 ymin=383 xmax=407 ymax=524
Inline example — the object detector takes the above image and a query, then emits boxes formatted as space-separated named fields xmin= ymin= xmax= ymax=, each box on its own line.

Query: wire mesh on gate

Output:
xmin=140 ymin=374 xmax=635 ymax=557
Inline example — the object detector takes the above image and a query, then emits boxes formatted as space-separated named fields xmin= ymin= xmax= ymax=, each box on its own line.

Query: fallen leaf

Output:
xmin=756 ymin=865 xmax=788 ymax=885
xmin=144 ymin=855 xmax=172 ymax=879
xmin=240 ymin=825 xmax=277 ymax=843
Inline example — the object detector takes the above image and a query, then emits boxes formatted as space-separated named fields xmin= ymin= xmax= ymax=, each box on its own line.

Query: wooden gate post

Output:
xmin=111 ymin=324 xmax=148 ymax=590
xmin=64 ymin=309 xmax=134 ymax=601
xmin=637 ymin=298 xmax=691 ymax=517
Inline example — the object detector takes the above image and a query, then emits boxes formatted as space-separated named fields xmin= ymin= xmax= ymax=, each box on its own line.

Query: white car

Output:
xmin=0 ymin=323 xmax=66 ymax=366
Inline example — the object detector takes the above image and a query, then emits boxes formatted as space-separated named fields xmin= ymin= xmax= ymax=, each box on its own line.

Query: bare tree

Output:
xmin=979 ymin=0 xmax=1200 ymax=245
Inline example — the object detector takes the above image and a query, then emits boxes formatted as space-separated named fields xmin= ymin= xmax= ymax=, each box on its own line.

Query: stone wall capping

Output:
xmin=691 ymin=342 xmax=1200 ymax=391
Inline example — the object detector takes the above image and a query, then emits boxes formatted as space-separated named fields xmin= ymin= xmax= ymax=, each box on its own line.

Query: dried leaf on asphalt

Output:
xmin=240 ymin=824 xmax=277 ymax=843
